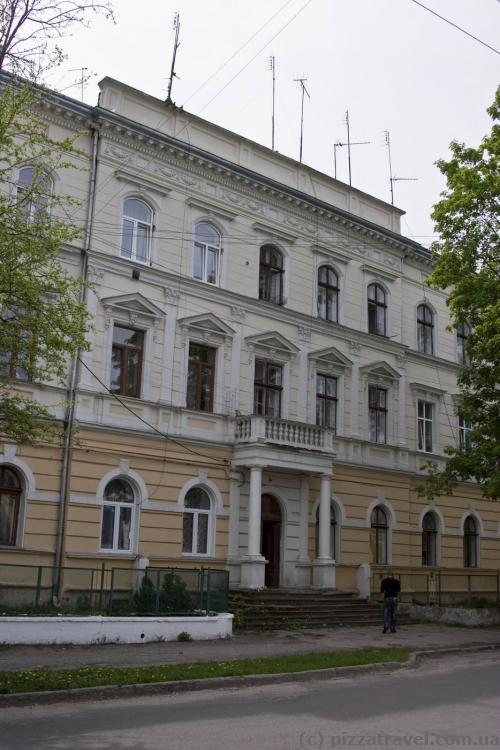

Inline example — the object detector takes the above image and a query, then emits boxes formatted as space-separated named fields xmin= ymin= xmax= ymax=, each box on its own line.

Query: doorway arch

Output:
xmin=261 ymin=494 xmax=282 ymax=587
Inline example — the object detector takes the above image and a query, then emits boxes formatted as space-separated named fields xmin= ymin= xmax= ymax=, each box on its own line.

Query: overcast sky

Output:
xmin=46 ymin=0 xmax=500 ymax=246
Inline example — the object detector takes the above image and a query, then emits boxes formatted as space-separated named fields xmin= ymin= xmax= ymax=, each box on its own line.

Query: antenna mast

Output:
xmin=268 ymin=56 xmax=276 ymax=150
xmin=385 ymin=130 xmax=417 ymax=205
xmin=68 ymin=67 xmax=90 ymax=101
xmin=166 ymin=12 xmax=180 ymax=104
xmin=334 ymin=112 xmax=370 ymax=183
xmin=294 ymin=76 xmax=310 ymax=164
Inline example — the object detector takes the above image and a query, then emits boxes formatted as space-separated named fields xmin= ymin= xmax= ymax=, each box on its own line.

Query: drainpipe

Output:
xmin=53 ymin=118 xmax=100 ymax=602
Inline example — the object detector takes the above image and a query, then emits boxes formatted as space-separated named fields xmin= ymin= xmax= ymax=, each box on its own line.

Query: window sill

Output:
xmin=119 ymin=255 xmax=151 ymax=267
xmin=181 ymin=553 xmax=213 ymax=560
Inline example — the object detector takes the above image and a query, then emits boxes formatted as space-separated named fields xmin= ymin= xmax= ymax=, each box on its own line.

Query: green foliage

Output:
xmin=0 ymin=81 xmax=92 ymax=443
xmin=133 ymin=576 xmax=156 ymax=614
xmin=421 ymin=87 xmax=500 ymax=500
xmin=160 ymin=572 xmax=193 ymax=614
xmin=177 ymin=630 xmax=192 ymax=642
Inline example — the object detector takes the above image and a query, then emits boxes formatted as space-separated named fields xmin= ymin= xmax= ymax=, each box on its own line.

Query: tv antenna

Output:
xmin=293 ymin=76 xmax=310 ymax=164
xmin=268 ymin=56 xmax=276 ymax=150
xmin=166 ymin=12 xmax=181 ymax=104
xmin=385 ymin=130 xmax=417 ymax=205
xmin=334 ymin=110 xmax=370 ymax=184
xmin=67 ymin=67 xmax=95 ymax=101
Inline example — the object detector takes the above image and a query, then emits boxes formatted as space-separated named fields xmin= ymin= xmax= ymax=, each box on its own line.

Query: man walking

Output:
xmin=380 ymin=571 xmax=400 ymax=633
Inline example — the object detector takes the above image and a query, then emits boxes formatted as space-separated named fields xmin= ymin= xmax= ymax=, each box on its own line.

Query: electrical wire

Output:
xmin=410 ymin=0 xmax=500 ymax=55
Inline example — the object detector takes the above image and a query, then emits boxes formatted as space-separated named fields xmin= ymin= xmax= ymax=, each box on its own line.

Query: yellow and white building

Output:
xmin=1 ymin=76 xmax=499 ymax=598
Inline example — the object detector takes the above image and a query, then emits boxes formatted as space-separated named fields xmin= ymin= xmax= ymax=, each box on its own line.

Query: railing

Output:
xmin=235 ymin=415 xmax=334 ymax=452
xmin=0 ymin=563 xmax=229 ymax=615
xmin=371 ymin=565 xmax=500 ymax=607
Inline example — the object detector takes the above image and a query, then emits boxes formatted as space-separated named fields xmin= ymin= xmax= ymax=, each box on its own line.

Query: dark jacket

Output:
xmin=380 ymin=576 xmax=401 ymax=598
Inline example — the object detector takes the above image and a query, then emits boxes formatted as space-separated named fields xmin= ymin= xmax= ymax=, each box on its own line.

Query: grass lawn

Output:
xmin=0 ymin=647 xmax=411 ymax=694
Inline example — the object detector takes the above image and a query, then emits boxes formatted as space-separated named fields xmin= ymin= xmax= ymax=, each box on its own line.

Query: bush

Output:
xmin=133 ymin=576 xmax=156 ymax=613
xmin=160 ymin=572 xmax=193 ymax=614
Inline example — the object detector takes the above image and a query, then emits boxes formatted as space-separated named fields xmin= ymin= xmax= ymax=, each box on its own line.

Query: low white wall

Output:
xmin=0 ymin=614 xmax=233 ymax=645
xmin=405 ymin=604 xmax=500 ymax=627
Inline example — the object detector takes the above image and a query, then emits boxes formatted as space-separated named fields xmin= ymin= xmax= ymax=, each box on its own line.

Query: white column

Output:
xmin=350 ymin=356 xmax=360 ymax=437
xmin=247 ymin=465 xmax=263 ymax=557
xmin=160 ymin=289 xmax=179 ymax=403
xmin=295 ymin=475 xmax=311 ymax=586
xmin=228 ymin=470 xmax=242 ymax=558
xmin=318 ymin=473 xmax=332 ymax=560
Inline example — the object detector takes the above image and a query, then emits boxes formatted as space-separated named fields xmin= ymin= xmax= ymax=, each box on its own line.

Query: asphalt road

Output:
xmin=1 ymin=652 xmax=499 ymax=750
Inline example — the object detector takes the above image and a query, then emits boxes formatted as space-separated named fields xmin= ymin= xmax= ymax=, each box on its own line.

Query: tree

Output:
xmin=422 ymin=87 xmax=500 ymax=500
xmin=0 ymin=1 xmax=113 ymax=442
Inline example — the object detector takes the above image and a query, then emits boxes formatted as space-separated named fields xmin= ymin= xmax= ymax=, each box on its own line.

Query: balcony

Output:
xmin=235 ymin=415 xmax=334 ymax=453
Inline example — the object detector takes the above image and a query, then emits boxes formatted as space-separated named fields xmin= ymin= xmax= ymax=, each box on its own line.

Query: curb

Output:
xmin=1 ymin=644 xmax=499 ymax=707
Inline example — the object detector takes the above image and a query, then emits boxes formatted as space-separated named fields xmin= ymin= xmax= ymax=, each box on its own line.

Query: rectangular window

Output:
xmin=316 ymin=374 xmax=337 ymax=430
xmin=187 ymin=343 xmax=216 ymax=412
xmin=368 ymin=385 xmax=387 ymax=443
xmin=110 ymin=325 xmax=144 ymax=398
xmin=193 ymin=242 xmax=219 ymax=285
xmin=254 ymin=359 xmax=282 ymax=418
xmin=459 ymin=417 xmax=472 ymax=448
xmin=418 ymin=400 xmax=434 ymax=452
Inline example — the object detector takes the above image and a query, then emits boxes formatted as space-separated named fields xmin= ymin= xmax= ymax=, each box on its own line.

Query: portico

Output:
xmin=228 ymin=416 xmax=336 ymax=590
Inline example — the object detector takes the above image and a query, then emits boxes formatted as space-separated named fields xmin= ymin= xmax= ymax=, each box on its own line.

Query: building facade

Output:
xmin=1 ymin=76 xmax=499 ymax=598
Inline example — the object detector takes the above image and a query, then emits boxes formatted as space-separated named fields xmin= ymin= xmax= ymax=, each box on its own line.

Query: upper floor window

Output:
xmin=457 ymin=322 xmax=471 ymax=366
xmin=193 ymin=223 xmax=221 ymax=285
xmin=0 ymin=467 xmax=22 ymax=546
xmin=459 ymin=417 xmax=472 ymax=448
xmin=367 ymin=283 xmax=386 ymax=336
xmin=16 ymin=165 xmax=52 ymax=222
xmin=417 ymin=400 xmax=434 ymax=453
xmin=121 ymin=198 xmax=153 ymax=264
xmin=110 ymin=325 xmax=144 ymax=398
xmin=463 ymin=516 xmax=478 ymax=568
xmin=254 ymin=359 xmax=282 ymax=418
xmin=259 ymin=245 xmax=283 ymax=305
xmin=417 ymin=304 xmax=434 ymax=355
xmin=183 ymin=487 xmax=212 ymax=555
xmin=316 ymin=374 xmax=337 ymax=431
xmin=317 ymin=266 xmax=339 ymax=322
xmin=187 ymin=343 xmax=216 ymax=412
xmin=370 ymin=505 xmax=388 ymax=564
xmin=369 ymin=385 xmax=387 ymax=443
xmin=101 ymin=478 xmax=135 ymax=552
xmin=0 ymin=312 xmax=30 ymax=382
xmin=422 ymin=512 xmax=438 ymax=566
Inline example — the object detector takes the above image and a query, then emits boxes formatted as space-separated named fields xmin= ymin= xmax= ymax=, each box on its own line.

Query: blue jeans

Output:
xmin=383 ymin=596 xmax=398 ymax=632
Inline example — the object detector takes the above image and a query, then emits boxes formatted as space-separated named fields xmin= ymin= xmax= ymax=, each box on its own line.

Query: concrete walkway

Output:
xmin=1 ymin=623 xmax=500 ymax=672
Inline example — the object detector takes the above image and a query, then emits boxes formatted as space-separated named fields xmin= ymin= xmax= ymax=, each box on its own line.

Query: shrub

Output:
xmin=160 ymin=572 xmax=193 ymax=614
xmin=133 ymin=576 xmax=156 ymax=613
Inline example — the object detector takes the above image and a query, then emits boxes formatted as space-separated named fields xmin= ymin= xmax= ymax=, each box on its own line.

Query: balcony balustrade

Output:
xmin=235 ymin=415 xmax=334 ymax=453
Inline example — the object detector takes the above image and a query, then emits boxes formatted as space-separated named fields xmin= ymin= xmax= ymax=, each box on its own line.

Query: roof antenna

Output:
xmin=67 ymin=67 xmax=96 ymax=101
xmin=166 ymin=12 xmax=180 ymax=104
xmin=385 ymin=130 xmax=417 ymax=205
xmin=334 ymin=110 xmax=370 ymax=184
xmin=293 ymin=76 xmax=310 ymax=164
xmin=268 ymin=56 xmax=276 ymax=150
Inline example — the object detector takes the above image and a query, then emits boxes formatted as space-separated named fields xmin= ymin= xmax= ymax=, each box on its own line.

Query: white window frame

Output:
xmin=182 ymin=486 xmax=215 ymax=558
xmin=416 ymin=303 xmax=435 ymax=356
xmin=417 ymin=400 xmax=434 ymax=453
xmin=458 ymin=417 xmax=472 ymax=448
xmin=317 ymin=264 xmax=340 ymax=323
xmin=99 ymin=477 xmax=137 ymax=554
xmin=411 ymin=384 xmax=444 ymax=456
xmin=120 ymin=197 xmax=154 ymax=265
xmin=15 ymin=165 xmax=53 ymax=223
xmin=193 ymin=222 xmax=222 ymax=286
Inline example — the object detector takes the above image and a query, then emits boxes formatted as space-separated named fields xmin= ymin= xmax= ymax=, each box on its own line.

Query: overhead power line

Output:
xmin=410 ymin=0 xmax=500 ymax=55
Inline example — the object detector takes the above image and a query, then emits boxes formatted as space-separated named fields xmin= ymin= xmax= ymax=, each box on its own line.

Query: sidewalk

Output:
xmin=1 ymin=623 xmax=500 ymax=672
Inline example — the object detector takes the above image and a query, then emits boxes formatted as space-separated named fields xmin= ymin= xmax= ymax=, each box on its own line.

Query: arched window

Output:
xmin=317 ymin=266 xmax=339 ymax=322
xmin=121 ymin=198 xmax=153 ymax=263
xmin=16 ymin=165 xmax=52 ymax=222
xmin=193 ymin=223 xmax=221 ymax=285
xmin=370 ymin=505 xmax=388 ymax=564
xmin=315 ymin=504 xmax=337 ymax=559
xmin=183 ymin=487 xmax=212 ymax=555
xmin=417 ymin=304 xmax=434 ymax=355
xmin=101 ymin=478 xmax=135 ymax=552
xmin=457 ymin=322 xmax=471 ymax=366
xmin=0 ymin=467 xmax=22 ymax=546
xmin=259 ymin=245 xmax=284 ymax=305
xmin=463 ymin=516 xmax=479 ymax=568
xmin=367 ymin=283 xmax=386 ymax=336
xmin=422 ymin=512 xmax=438 ymax=566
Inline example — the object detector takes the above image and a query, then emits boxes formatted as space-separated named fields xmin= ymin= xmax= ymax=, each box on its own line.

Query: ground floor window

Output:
xmin=183 ymin=487 xmax=212 ymax=555
xmin=463 ymin=515 xmax=479 ymax=568
xmin=101 ymin=478 xmax=135 ymax=552
xmin=422 ymin=512 xmax=438 ymax=566
xmin=0 ymin=467 xmax=22 ymax=546
xmin=370 ymin=505 xmax=388 ymax=564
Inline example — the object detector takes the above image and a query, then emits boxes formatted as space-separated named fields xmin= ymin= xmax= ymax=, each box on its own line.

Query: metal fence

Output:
xmin=371 ymin=566 xmax=500 ymax=607
xmin=0 ymin=562 xmax=229 ymax=615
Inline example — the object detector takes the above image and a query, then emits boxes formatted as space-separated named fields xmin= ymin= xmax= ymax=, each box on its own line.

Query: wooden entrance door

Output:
xmin=261 ymin=494 xmax=281 ymax=588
